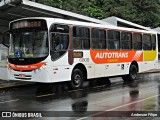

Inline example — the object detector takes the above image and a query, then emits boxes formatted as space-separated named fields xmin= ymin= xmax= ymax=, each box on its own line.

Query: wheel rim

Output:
xmin=131 ymin=67 xmax=137 ymax=79
xmin=73 ymin=74 xmax=81 ymax=87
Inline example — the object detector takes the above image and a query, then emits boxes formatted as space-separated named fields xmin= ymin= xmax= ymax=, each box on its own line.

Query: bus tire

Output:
xmin=69 ymin=68 xmax=84 ymax=89
xmin=122 ymin=64 xmax=138 ymax=82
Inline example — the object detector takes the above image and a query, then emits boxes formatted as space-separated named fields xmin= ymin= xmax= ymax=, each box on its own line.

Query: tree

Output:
xmin=36 ymin=0 xmax=160 ymax=28
xmin=131 ymin=0 xmax=160 ymax=28
xmin=102 ymin=0 xmax=160 ymax=28
xmin=37 ymin=0 xmax=105 ymax=19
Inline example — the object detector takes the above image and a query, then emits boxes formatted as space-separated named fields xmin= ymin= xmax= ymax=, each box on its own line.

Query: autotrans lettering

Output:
xmin=90 ymin=49 xmax=143 ymax=64
xmin=95 ymin=52 xmax=128 ymax=59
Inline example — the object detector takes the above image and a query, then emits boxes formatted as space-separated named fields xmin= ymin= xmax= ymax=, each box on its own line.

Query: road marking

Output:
xmin=0 ymin=85 xmax=22 ymax=89
xmin=36 ymin=93 xmax=55 ymax=98
xmin=67 ymin=89 xmax=83 ymax=93
xmin=92 ymin=85 xmax=105 ymax=89
xmin=0 ymin=99 xmax=19 ymax=104
xmin=77 ymin=94 xmax=159 ymax=120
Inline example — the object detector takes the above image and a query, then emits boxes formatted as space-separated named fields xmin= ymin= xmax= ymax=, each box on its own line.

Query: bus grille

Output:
xmin=13 ymin=69 xmax=33 ymax=72
xmin=14 ymin=74 xmax=32 ymax=80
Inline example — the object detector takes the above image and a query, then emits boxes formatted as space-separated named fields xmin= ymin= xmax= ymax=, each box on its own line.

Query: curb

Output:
xmin=142 ymin=69 xmax=160 ymax=73
xmin=0 ymin=81 xmax=34 ymax=89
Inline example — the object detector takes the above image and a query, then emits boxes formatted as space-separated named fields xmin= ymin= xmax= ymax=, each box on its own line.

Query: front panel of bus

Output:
xmin=8 ymin=19 xmax=51 ymax=82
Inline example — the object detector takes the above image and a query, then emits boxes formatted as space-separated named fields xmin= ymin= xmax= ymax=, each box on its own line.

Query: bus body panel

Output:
xmin=72 ymin=50 xmax=95 ymax=79
xmin=8 ymin=68 xmax=51 ymax=83
xmin=8 ymin=56 xmax=52 ymax=83
xmin=50 ymin=52 xmax=73 ymax=82
xmin=140 ymin=61 xmax=157 ymax=72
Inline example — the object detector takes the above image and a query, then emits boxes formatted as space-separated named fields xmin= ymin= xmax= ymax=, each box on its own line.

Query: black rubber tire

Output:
xmin=122 ymin=64 xmax=138 ymax=82
xmin=68 ymin=69 xmax=84 ymax=90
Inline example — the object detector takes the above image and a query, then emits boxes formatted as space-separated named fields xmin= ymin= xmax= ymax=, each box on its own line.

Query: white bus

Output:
xmin=7 ymin=17 xmax=158 ymax=89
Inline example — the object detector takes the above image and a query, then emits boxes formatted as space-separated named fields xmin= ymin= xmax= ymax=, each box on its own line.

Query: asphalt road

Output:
xmin=0 ymin=73 xmax=159 ymax=120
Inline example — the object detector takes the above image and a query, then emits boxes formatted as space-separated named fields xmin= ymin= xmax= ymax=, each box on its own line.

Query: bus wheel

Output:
xmin=122 ymin=64 xmax=138 ymax=82
xmin=69 ymin=69 xmax=84 ymax=89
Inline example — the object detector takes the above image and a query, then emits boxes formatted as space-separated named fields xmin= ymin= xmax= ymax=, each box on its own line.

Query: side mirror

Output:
xmin=2 ymin=30 xmax=10 ymax=48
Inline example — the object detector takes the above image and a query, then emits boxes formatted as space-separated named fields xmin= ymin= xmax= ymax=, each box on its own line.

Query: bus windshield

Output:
xmin=9 ymin=30 xmax=49 ymax=59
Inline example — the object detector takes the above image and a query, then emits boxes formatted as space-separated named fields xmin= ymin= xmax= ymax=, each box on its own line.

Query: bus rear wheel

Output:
xmin=122 ymin=64 xmax=138 ymax=82
xmin=69 ymin=68 xmax=84 ymax=90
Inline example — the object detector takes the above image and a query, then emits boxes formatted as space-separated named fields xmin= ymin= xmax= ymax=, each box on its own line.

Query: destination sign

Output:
xmin=10 ymin=19 xmax=47 ymax=29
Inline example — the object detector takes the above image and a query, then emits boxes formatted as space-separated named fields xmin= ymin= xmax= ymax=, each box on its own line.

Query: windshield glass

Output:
xmin=9 ymin=30 xmax=49 ymax=58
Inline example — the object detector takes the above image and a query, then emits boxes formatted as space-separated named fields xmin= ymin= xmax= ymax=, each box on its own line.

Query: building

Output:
xmin=0 ymin=0 xmax=110 ymax=42
xmin=102 ymin=16 xmax=152 ymax=31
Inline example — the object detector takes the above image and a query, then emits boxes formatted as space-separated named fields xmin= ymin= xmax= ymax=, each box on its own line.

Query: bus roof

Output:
xmin=10 ymin=17 xmax=158 ymax=34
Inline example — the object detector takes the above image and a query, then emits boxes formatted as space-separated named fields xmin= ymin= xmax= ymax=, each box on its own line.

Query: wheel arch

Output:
xmin=72 ymin=63 xmax=87 ymax=80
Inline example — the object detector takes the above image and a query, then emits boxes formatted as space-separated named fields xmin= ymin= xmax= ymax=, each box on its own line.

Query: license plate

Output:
xmin=19 ymin=74 xmax=26 ymax=78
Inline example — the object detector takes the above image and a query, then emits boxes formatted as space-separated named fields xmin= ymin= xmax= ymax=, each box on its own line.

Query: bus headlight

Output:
xmin=34 ymin=63 xmax=47 ymax=73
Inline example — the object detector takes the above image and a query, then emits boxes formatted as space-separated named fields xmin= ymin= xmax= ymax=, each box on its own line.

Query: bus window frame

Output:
xmin=107 ymin=29 xmax=120 ymax=50
xmin=72 ymin=26 xmax=90 ymax=50
xmin=151 ymin=34 xmax=156 ymax=50
xmin=120 ymin=31 xmax=132 ymax=50
xmin=49 ymin=23 xmax=70 ymax=61
xmin=91 ymin=28 xmax=106 ymax=50
xmin=142 ymin=33 xmax=152 ymax=50
xmin=132 ymin=32 xmax=142 ymax=50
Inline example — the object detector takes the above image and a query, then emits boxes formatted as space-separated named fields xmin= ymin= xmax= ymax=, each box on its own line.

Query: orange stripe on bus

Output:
xmin=90 ymin=49 xmax=143 ymax=64
xmin=8 ymin=62 xmax=46 ymax=71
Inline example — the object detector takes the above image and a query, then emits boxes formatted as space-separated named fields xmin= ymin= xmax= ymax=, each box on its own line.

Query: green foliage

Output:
xmin=131 ymin=0 xmax=160 ymax=28
xmin=37 ymin=0 xmax=160 ymax=28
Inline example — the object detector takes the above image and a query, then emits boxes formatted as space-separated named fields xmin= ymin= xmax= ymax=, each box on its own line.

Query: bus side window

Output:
xmin=91 ymin=28 xmax=98 ymax=49
xmin=133 ymin=33 xmax=142 ymax=50
xmin=121 ymin=32 xmax=132 ymax=50
xmin=73 ymin=26 xmax=90 ymax=49
xmin=151 ymin=35 xmax=156 ymax=50
xmin=50 ymin=24 xmax=69 ymax=61
xmin=73 ymin=27 xmax=82 ymax=49
xmin=91 ymin=28 xmax=106 ymax=50
xmin=143 ymin=34 xmax=152 ymax=50
xmin=107 ymin=30 xmax=120 ymax=50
